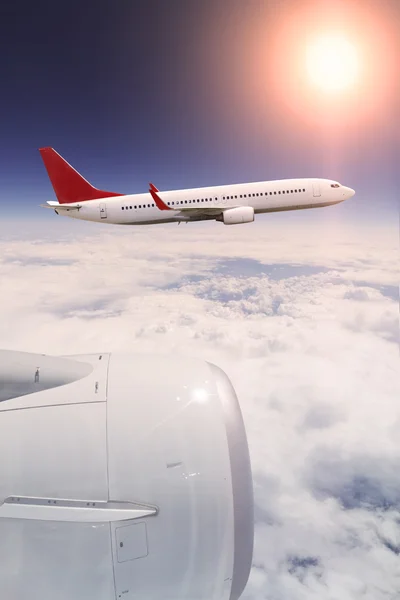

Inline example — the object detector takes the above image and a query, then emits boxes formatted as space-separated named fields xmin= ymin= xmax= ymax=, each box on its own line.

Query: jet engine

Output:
xmin=0 ymin=350 xmax=253 ymax=600
xmin=218 ymin=207 xmax=255 ymax=225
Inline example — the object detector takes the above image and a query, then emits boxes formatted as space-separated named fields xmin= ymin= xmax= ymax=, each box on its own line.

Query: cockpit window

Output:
xmin=331 ymin=183 xmax=340 ymax=188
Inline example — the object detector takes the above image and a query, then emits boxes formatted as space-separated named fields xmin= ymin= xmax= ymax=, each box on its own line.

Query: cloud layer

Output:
xmin=0 ymin=217 xmax=398 ymax=599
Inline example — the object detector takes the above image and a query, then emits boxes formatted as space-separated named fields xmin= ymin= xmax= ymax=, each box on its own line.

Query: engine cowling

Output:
xmin=0 ymin=350 xmax=254 ymax=600
xmin=220 ymin=206 xmax=254 ymax=225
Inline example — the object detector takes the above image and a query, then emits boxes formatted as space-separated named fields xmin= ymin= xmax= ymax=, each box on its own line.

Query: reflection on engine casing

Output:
xmin=0 ymin=350 xmax=253 ymax=600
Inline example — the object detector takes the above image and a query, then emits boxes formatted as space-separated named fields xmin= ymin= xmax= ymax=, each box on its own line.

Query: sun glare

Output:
xmin=306 ymin=35 xmax=359 ymax=93
xmin=263 ymin=2 xmax=396 ymax=134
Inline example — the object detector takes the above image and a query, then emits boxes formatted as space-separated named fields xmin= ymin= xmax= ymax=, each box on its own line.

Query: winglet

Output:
xmin=149 ymin=183 xmax=171 ymax=211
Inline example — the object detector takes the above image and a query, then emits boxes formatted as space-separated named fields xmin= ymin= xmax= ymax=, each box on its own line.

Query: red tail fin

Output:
xmin=39 ymin=148 xmax=123 ymax=204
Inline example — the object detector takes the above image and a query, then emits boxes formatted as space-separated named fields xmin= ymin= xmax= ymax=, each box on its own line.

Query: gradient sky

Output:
xmin=0 ymin=4 xmax=398 ymax=597
xmin=0 ymin=0 xmax=398 ymax=221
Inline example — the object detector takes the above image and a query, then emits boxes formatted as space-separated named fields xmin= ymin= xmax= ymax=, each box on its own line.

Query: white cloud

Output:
xmin=0 ymin=218 xmax=398 ymax=599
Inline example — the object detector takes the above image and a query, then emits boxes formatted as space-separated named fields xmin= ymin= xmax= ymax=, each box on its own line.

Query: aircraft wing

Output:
xmin=149 ymin=183 xmax=236 ymax=214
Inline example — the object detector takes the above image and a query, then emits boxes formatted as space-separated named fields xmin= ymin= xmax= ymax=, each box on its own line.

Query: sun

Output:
xmin=306 ymin=34 xmax=359 ymax=93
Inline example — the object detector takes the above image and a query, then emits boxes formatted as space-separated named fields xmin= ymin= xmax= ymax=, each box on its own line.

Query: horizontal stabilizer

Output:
xmin=40 ymin=202 xmax=81 ymax=211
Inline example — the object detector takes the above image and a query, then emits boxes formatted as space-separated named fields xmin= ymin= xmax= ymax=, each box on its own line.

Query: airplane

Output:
xmin=39 ymin=147 xmax=355 ymax=226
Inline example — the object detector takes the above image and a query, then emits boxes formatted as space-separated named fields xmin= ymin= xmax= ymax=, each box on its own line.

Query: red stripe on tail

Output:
xmin=39 ymin=147 xmax=123 ymax=204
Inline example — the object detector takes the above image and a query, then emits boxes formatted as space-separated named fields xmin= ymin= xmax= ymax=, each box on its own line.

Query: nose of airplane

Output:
xmin=344 ymin=186 xmax=355 ymax=199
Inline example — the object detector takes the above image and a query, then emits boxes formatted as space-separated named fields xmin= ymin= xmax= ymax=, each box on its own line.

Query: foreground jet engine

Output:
xmin=0 ymin=350 xmax=253 ymax=600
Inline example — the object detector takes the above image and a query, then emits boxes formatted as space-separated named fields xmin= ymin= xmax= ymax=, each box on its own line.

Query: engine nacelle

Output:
xmin=219 ymin=206 xmax=255 ymax=225
xmin=0 ymin=350 xmax=253 ymax=600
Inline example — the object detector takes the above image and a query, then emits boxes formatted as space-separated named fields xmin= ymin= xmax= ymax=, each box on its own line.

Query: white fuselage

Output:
xmin=52 ymin=178 xmax=354 ymax=225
